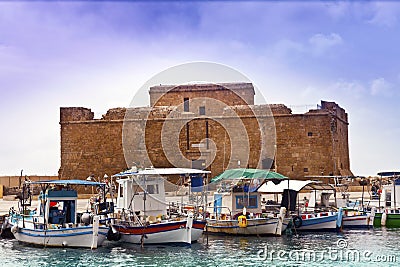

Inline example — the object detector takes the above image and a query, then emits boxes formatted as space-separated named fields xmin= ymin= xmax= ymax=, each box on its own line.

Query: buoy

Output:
xmin=382 ymin=212 xmax=387 ymax=226
xmin=11 ymin=225 xmax=18 ymax=234
xmin=91 ymin=215 xmax=99 ymax=249
xmin=238 ymin=215 xmax=248 ymax=228
xmin=368 ymin=207 xmax=376 ymax=227
xmin=337 ymin=208 xmax=343 ymax=229
xmin=275 ymin=207 xmax=286 ymax=236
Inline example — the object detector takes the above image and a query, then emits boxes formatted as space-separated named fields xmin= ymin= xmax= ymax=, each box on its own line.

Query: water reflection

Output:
xmin=1 ymin=229 xmax=399 ymax=266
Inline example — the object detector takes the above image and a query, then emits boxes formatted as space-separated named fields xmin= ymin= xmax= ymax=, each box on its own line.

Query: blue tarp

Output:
xmin=191 ymin=175 xmax=203 ymax=192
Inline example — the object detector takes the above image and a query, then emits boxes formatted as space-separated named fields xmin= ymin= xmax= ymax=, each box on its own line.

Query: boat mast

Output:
xmin=379 ymin=173 xmax=382 ymax=208
xmin=393 ymin=175 xmax=397 ymax=210
xmin=143 ymin=174 xmax=146 ymax=220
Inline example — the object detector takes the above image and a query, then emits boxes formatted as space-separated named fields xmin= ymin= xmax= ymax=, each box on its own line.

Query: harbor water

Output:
xmin=1 ymin=228 xmax=399 ymax=266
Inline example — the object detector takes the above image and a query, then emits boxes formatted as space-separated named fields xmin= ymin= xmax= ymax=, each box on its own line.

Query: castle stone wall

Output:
xmin=59 ymin=99 xmax=352 ymax=181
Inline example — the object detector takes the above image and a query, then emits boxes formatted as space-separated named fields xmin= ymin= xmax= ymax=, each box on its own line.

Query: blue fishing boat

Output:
xmin=8 ymin=179 xmax=111 ymax=249
xmin=258 ymin=180 xmax=342 ymax=231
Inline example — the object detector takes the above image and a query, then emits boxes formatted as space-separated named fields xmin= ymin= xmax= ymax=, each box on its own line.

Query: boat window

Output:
xmin=119 ymin=184 xmax=124 ymax=198
xmin=236 ymin=195 xmax=258 ymax=209
xmin=147 ymin=184 xmax=159 ymax=194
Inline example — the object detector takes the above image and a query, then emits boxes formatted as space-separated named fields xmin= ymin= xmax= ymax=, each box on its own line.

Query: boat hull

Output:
xmin=192 ymin=220 xmax=206 ymax=242
xmin=113 ymin=219 xmax=195 ymax=245
xmin=294 ymin=214 xmax=338 ymax=231
xmin=206 ymin=217 xmax=281 ymax=236
xmin=373 ymin=212 xmax=400 ymax=227
xmin=342 ymin=214 xmax=371 ymax=228
xmin=12 ymin=226 xmax=109 ymax=248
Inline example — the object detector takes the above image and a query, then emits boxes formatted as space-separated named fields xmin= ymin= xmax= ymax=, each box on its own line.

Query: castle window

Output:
xmin=199 ymin=106 xmax=205 ymax=115
xmin=184 ymin=98 xmax=189 ymax=112
xmin=308 ymin=132 xmax=313 ymax=137
xmin=303 ymin=168 xmax=309 ymax=172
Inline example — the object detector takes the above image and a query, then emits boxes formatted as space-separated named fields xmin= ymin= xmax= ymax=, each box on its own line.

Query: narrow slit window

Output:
xmin=184 ymin=98 xmax=189 ymax=112
xmin=199 ymin=106 xmax=205 ymax=115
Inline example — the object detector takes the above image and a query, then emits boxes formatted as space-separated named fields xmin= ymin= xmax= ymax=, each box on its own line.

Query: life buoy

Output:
xmin=293 ymin=216 xmax=302 ymax=228
xmin=238 ymin=215 xmax=248 ymax=228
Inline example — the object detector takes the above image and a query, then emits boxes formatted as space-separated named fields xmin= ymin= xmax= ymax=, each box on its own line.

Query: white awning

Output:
xmin=257 ymin=180 xmax=335 ymax=193
xmin=113 ymin=167 xmax=210 ymax=177
xmin=138 ymin=168 xmax=210 ymax=175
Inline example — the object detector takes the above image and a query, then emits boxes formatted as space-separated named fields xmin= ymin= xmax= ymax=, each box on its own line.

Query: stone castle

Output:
xmin=59 ymin=82 xmax=352 ymax=181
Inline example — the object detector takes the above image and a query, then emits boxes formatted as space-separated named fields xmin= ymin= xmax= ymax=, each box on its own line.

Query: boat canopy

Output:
xmin=210 ymin=168 xmax=287 ymax=183
xmin=257 ymin=180 xmax=335 ymax=193
xmin=26 ymin=179 xmax=106 ymax=186
xmin=377 ymin=171 xmax=400 ymax=177
xmin=113 ymin=167 xmax=210 ymax=178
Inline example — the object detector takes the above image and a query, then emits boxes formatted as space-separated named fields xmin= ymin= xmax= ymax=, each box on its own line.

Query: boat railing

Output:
xmin=167 ymin=202 xmax=206 ymax=220
xmin=114 ymin=209 xmax=145 ymax=227
xmin=210 ymin=206 xmax=232 ymax=220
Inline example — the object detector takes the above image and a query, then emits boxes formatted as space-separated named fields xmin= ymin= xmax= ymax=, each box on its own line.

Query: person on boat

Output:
xmin=371 ymin=182 xmax=380 ymax=199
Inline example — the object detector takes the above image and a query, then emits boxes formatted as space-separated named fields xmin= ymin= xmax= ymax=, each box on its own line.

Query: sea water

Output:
xmin=1 ymin=228 xmax=399 ymax=266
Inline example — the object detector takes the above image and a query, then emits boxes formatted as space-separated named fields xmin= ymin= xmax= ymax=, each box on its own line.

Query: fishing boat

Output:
xmin=111 ymin=167 xmax=210 ymax=246
xmin=8 ymin=179 xmax=111 ymax=249
xmin=372 ymin=172 xmax=400 ymax=227
xmin=258 ymin=180 xmax=342 ymax=231
xmin=205 ymin=168 xmax=288 ymax=236
xmin=341 ymin=208 xmax=374 ymax=228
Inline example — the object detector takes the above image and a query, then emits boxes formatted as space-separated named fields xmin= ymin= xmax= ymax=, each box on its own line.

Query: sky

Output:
xmin=1 ymin=1 xmax=400 ymax=177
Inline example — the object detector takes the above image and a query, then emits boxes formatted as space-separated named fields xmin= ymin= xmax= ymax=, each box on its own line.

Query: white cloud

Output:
xmin=328 ymin=80 xmax=366 ymax=99
xmin=272 ymin=39 xmax=304 ymax=57
xmin=368 ymin=2 xmax=400 ymax=27
xmin=370 ymin=77 xmax=393 ymax=96
xmin=325 ymin=1 xmax=351 ymax=19
xmin=308 ymin=33 xmax=343 ymax=56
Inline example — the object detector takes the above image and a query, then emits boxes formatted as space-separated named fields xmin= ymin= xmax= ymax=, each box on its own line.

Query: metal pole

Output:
xmin=361 ymin=181 xmax=365 ymax=209
xmin=379 ymin=175 xmax=381 ymax=208
xmin=22 ymin=182 xmax=25 ymax=228
xmin=393 ymin=177 xmax=396 ymax=210
xmin=141 ymin=174 xmax=146 ymax=249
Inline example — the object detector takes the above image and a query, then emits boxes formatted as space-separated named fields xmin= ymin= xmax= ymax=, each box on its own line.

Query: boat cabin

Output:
xmin=379 ymin=179 xmax=400 ymax=209
xmin=43 ymin=188 xmax=77 ymax=225
xmin=258 ymin=180 xmax=336 ymax=212
xmin=116 ymin=175 xmax=167 ymax=217
xmin=114 ymin=167 xmax=210 ymax=218
xmin=209 ymin=179 xmax=264 ymax=219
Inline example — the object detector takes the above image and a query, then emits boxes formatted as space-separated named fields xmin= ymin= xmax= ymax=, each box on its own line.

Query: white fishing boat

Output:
xmin=112 ymin=167 xmax=209 ymax=246
xmin=8 ymin=180 xmax=110 ymax=249
xmin=341 ymin=208 xmax=375 ymax=228
xmin=206 ymin=168 xmax=288 ymax=236
xmin=370 ymin=172 xmax=400 ymax=228
xmin=259 ymin=180 xmax=342 ymax=231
